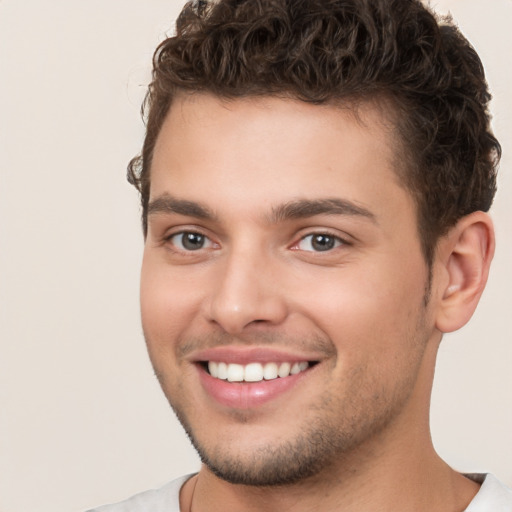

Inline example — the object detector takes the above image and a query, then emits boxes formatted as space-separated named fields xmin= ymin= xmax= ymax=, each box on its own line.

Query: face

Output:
xmin=141 ymin=94 xmax=439 ymax=486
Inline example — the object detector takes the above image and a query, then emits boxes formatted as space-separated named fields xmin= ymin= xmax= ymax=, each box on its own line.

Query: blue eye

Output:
xmin=169 ymin=232 xmax=213 ymax=251
xmin=297 ymin=233 xmax=343 ymax=252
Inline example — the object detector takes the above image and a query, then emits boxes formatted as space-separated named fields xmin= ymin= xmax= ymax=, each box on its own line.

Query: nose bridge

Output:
xmin=206 ymin=241 xmax=287 ymax=334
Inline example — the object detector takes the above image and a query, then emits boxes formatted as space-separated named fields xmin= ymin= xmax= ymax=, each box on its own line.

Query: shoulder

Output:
xmin=85 ymin=474 xmax=195 ymax=512
xmin=465 ymin=473 xmax=512 ymax=511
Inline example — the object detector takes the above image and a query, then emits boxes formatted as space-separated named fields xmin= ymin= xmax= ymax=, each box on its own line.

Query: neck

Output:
xmin=183 ymin=341 xmax=480 ymax=512
xmin=186 ymin=438 xmax=478 ymax=512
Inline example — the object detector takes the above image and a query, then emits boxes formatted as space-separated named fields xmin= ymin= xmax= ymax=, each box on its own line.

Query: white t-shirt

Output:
xmin=464 ymin=474 xmax=512 ymax=511
xmin=87 ymin=474 xmax=190 ymax=512
xmin=87 ymin=473 xmax=512 ymax=511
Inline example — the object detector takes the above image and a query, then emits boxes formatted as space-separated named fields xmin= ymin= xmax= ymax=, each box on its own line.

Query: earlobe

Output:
xmin=435 ymin=212 xmax=495 ymax=333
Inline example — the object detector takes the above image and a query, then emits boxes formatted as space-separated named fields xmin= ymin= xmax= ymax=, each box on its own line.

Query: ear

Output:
xmin=434 ymin=211 xmax=495 ymax=333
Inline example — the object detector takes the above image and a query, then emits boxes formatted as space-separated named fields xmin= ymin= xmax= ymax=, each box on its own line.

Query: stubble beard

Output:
xmin=163 ymin=351 xmax=427 ymax=487
xmin=149 ymin=289 xmax=432 ymax=488
xmin=172 ymin=391 xmax=358 ymax=486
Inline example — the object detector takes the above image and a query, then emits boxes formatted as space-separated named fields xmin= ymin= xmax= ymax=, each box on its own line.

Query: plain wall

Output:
xmin=0 ymin=1 xmax=510 ymax=511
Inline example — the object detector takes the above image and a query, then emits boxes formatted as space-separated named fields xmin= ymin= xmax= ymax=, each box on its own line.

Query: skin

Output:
xmin=141 ymin=93 xmax=493 ymax=511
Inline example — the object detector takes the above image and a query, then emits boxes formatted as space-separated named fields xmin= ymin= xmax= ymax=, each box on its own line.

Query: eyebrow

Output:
xmin=147 ymin=194 xmax=216 ymax=220
xmin=147 ymin=194 xmax=376 ymax=224
xmin=269 ymin=198 xmax=377 ymax=224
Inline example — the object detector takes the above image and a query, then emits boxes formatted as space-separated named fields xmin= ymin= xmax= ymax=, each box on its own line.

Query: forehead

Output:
xmin=149 ymin=93 xmax=414 ymax=227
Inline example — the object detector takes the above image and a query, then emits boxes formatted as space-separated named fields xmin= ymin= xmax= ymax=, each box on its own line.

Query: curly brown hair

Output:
xmin=128 ymin=0 xmax=500 ymax=266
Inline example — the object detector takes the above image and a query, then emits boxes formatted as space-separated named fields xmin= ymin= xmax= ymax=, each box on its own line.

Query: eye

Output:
xmin=168 ymin=231 xmax=214 ymax=251
xmin=296 ymin=233 xmax=344 ymax=252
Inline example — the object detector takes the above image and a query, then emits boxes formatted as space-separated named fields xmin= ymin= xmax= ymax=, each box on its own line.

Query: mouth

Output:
xmin=203 ymin=360 xmax=313 ymax=382
xmin=192 ymin=348 xmax=322 ymax=409
xmin=196 ymin=359 xmax=318 ymax=409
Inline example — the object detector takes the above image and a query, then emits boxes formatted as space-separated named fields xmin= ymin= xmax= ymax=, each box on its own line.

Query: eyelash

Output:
xmin=291 ymin=231 xmax=350 ymax=253
xmin=165 ymin=230 xmax=216 ymax=252
xmin=164 ymin=229 xmax=349 ymax=254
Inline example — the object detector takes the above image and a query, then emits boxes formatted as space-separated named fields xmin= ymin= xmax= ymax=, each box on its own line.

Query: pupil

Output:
xmin=312 ymin=234 xmax=334 ymax=251
xmin=182 ymin=232 xmax=204 ymax=250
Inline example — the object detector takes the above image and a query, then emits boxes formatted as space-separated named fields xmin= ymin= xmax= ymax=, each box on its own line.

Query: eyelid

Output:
xmin=164 ymin=228 xmax=219 ymax=252
xmin=290 ymin=230 xmax=352 ymax=252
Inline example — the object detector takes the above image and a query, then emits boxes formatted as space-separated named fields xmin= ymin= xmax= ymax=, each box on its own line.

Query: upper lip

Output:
xmin=190 ymin=346 xmax=322 ymax=365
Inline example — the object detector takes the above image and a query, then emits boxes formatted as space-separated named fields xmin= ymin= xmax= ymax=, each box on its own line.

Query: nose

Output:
xmin=204 ymin=249 xmax=289 ymax=334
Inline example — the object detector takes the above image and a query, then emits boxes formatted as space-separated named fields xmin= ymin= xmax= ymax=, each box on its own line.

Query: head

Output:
xmin=134 ymin=0 xmax=499 ymax=488
xmin=129 ymin=0 xmax=500 ymax=268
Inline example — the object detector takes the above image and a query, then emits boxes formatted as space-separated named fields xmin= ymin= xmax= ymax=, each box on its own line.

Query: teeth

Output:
xmin=244 ymin=362 xmax=264 ymax=382
xmin=208 ymin=361 xmax=218 ymax=378
xmin=207 ymin=361 xmax=310 ymax=382
xmin=278 ymin=362 xmax=291 ymax=378
xmin=263 ymin=362 xmax=278 ymax=380
xmin=227 ymin=363 xmax=244 ymax=382
xmin=290 ymin=362 xmax=301 ymax=375
xmin=217 ymin=362 xmax=228 ymax=380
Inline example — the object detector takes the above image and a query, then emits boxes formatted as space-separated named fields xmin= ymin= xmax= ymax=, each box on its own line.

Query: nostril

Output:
xmin=206 ymin=284 xmax=289 ymax=334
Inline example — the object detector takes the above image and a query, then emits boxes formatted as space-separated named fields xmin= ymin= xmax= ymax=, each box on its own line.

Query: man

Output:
xmin=89 ymin=0 xmax=511 ymax=510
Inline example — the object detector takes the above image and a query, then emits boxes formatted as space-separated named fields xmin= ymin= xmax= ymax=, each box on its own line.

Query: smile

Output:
xmin=207 ymin=361 xmax=310 ymax=382
xmin=193 ymin=348 xmax=322 ymax=408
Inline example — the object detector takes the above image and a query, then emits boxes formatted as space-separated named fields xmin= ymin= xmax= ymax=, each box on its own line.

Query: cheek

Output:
xmin=140 ymin=253 xmax=201 ymax=350
xmin=298 ymin=259 xmax=428 ymax=357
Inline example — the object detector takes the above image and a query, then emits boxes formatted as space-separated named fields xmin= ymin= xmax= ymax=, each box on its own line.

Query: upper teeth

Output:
xmin=208 ymin=361 xmax=309 ymax=382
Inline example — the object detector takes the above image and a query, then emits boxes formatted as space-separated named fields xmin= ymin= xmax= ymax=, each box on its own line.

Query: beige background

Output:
xmin=0 ymin=1 xmax=510 ymax=511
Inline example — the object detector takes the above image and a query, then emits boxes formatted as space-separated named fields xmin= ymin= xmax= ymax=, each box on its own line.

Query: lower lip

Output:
xmin=197 ymin=366 xmax=310 ymax=409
